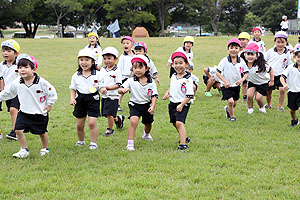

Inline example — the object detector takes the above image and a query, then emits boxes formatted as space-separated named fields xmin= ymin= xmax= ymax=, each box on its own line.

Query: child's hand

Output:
xmin=156 ymin=78 xmax=160 ymax=86
xmin=44 ymin=105 xmax=52 ymax=113
xmin=118 ymin=88 xmax=129 ymax=94
xmin=283 ymin=84 xmax=289 ymax=90
xmin=70 ymin=99 xmax=76 ymax=106
xmin=166 ymin=62 xmax=170 ymax=69
xmin=100 ymin=87 xmax=107 ymax=94
xmin=148 ymin=106 xmax=155 ymax=115
xmin=224 ymin=81 xmax=230 ymax=88
xmin=176 ymin=104 xmax=183 ymax=112
xmin=162 ymin=93 xmax=169 ymax=100
xmin=235 ymin=80 xmax=242 ymax=86
xmin=269 ymin=80 xmax=274 ymax=87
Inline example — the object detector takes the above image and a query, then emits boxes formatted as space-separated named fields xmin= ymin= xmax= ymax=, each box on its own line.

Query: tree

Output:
xmin=241 ymin=12 xmax=262 ymax=33
xmin=204 ymin=0 xmax=227 ymax=35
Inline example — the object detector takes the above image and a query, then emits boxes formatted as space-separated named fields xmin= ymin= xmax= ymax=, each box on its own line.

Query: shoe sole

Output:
xmin=5 ymin=135 xmax=18 ymax=140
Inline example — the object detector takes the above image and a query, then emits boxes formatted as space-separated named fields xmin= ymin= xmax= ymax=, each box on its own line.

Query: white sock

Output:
xmin=128 ymin=140 xmax=134 ymax=146
xmin=143 ymin=131 xmax=150 ymax=136
xmin=90 ymin=142 xmax=97 ymax=146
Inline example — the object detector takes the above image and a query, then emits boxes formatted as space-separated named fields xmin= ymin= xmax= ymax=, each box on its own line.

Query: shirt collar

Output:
xmin=227 ymin=55 xmax=241 ymax=63
xmin=77 ymin=68 xmax=97 ymax=75
xmin=174 ymin=71 xmax=191 ymax=79
xmin=182 ymin=46 xmax=191 ymax=53
xmin=133 ymin=74 xmax=152 ymax=83
xmin=123 ymin=50 xmax=135 ymax=56
xmin=3 ymin=60 xmax=17 ymax=66
xmin=20 ymin=73 xmax=40 ymax=84
xmin=274 ymin=47 xmax=288 ymax=54
xmin=88 ymin=44 xmax=98 ymax=48
xmin=104 ymin=65 xmax=117 ymax=71
xmin=252 ymin=38 xmax=261 ymax=42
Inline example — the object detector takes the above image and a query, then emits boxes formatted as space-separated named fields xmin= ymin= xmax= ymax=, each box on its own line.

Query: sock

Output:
xmin=21 ymin=147 xmax=29 ymax=152
xmin=128 ymin=140 xmax=134 ymax=146
xmin=143 ymin=131 xmax=150 ymax=136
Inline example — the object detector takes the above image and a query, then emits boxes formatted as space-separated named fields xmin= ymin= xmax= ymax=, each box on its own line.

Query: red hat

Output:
xmin=227 ymin=38 xmax=241 ymax=48
xmin=131 ymin=55 xmax=148 ymax=66
xmin=171 ymin=51 xmax=188 ymax=62
xmin=121 ymin=36 xmax=135 ymax=44
xmin=252 ymin=27 xmax=262 ymax=33
xmin=245 ymin=43 xmax=259 ymax=53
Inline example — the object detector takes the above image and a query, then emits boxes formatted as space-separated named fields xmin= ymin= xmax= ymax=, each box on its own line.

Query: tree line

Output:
xmin=0 ymin=0 xmax=297 ymax=38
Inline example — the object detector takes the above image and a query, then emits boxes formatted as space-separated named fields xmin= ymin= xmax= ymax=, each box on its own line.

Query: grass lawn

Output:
xmin=0 ymin=35 xmax=300 ymax=199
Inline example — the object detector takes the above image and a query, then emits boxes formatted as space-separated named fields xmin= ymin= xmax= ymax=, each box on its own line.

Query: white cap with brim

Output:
xmin=102 ymin=47 xmax=118 ymax=58
xmin=294 ymin=46 xmax=300 ymax=54
xmin=78 ymin=48 xmax=96 ymax=60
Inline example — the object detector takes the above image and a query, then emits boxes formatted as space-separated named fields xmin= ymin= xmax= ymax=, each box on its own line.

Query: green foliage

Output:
xmin=241 ymin=12 xmax=262 ymax=33
xmin=0 ymin=0 xmax=15 ymax=29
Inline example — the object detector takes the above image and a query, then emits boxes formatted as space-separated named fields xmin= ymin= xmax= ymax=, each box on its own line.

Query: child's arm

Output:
xmin=176 ymin=97 xmax=192 ymax=112
xmin=148 ymin=96 xmax=157 ymax=115
xmin=269 ymin=68 xmax=274 ymax=87
xmin=70 ymin=89 xmax=77 ymax=106
xmin=44 ymin=80 xmax=58 ymax=113
xmin=162 ymin=88 xmax=170 ymax=100
xmin=0 ymin=80 xmax=17 ymax=102
xmin=204 ymin=68 xmax=211 ymax=78
xmin=236 ymin=73 xmax=249 ymax=86
xmin=280 ymin=76 xmax=288 ymax=90
xmin=216 ymin=72 xmax=230 ymax=88
xmin=118 ymin=87 xmax=129 ymax=94
xmin=0 ymin=79 xmax=3 ymax=91
xmin=154 ymin=74 xmax=160 ymax=86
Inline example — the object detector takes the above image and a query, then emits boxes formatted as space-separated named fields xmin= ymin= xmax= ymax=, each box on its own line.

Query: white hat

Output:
xmin=102 ymin=47 xmax=118 ymax=58
xmin=78 ymin=48 xmax=96 ymax=60
xmin=294 ymin=45 xmax=300 ymax=54
xmin=188 ymin=60 xmax=194 ymax=69
xmin=275 ymin=31 xmax=288 ymax=39
xmin=131 ymin=55 xmax=149 ymax=66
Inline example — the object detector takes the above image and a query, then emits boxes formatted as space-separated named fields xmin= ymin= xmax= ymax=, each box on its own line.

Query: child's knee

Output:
xmin=228 ymin=98 xmax=234 ymax=106
xmin=175 ymin=121 xmax=184 ymax=128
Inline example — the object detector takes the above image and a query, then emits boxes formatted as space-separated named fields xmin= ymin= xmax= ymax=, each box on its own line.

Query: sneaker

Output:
xmin=291 ymin=118 xmax=299 ymax=127
xmin=224 ymin=106 xmax=230 ymax=118
xmin=142 ymin=134 xmax=153 ymax=141
xmin=265 ymin=104 xmax=271 ymax=109
xmin=115 ymin=115 xmax=125 ymax=128
xmin=6 ymin=130 xmax=18 ymax=140
xmin=13 ymin=148 xmax=29 ymax=158
xmin=230 ymin=117 xmax=236 ymax=122
xmin=89 ymin=143 xmax=98 ymax=150
xmin=40 ymin=148 xmax=50 ymax=156
xmin=178 ymin=137 xmax=191 ymax=144
xmin=204 ymin=91 xmax=212 ymax=97
xmin=75 ymin=141 xmax=85 ymax=146
xmin=177 ymin=144 xmax=189 ymax=152
xmin=104 ymin=128 xmax=114 ymax=137
xmin=259 ymin=106 xmax=267 ymax=113
xmin=278 ymin=106 xmax=284 ymax=112
xmin=0 ymin=133 xmax=3 ymax=140
xmin=126 ymin=145 xmax=135 ymax=151
xmin=117 ymin=105 xmax=123 ymax=112
xmin=248 ymin=107 xmax=254 ymax=114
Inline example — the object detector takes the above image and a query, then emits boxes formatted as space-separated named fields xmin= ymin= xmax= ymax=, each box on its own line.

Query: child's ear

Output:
xmin=146 ymin=66 xmax=150 ymax=71
xmin=115 ymin=57 xmax=118 ymax=61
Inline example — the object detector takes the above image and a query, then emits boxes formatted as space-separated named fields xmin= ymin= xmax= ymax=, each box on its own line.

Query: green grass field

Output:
xmin=1 ymin=36 xmax=300 ymax=199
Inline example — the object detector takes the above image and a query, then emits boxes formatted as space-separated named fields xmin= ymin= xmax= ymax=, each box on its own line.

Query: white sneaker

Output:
xmin=126 ymin=145 xmax=135 ymax=151
xmin=13 ymin=148 xmax=29 ymax=158
xmin=278 ymin=106 xmax=284 ymax=112
xmin=40 ymin=148 xmax=50 ymax=156
xmin=259 ymin=106 xmax=267 ymax=113
xmin=142 ymin=134 xmax=153 ymax=141
xmin=75 ymin=141 xmax=85 ymax=146
xmin=248 ymin=108 xmax=254 ymax=114
xmin=89 ymin=143 xmax=98 ymax=150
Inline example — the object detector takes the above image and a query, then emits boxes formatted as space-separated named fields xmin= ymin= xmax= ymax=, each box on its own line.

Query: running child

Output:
xmin=84 ymin=32 xmax=103 ymax=70
xmin=248 ymin=27 xmax=266 ymax=54
xmin=241 ymin=43 xmax=274 ymax=114
xmin=99 ymin=47 xmax=124 ymax=136
xmin=117 ymin=36 xmax=135 ymax=111
xmin=70 ymin=49 xmax=101 ymax=150
xmin=118 ymin=55 xmax=158 ymax=151
xmin=166 ymin=36 xmax=194 ymax=77
xmin=0 ymin=54 xmax=57 ymax=158
xmin=0 ymin=39 xmax=21 ymax=140
xmin=162 ymin=52 xmax=194 ymax=151
xmin=280 ymin=45 xmax=300 ymax=128
xmin=280 ymin=15 xmax=289 ymax=33
xmin=133 ymin=41 xmax=160 ymax=85
xmin=265 ymin=31 xmax=292 ymax=111
xmin=203 ymin=66 xmax=222 ymax=96
xmin=216 ymin=38 xmax=249 ymax=121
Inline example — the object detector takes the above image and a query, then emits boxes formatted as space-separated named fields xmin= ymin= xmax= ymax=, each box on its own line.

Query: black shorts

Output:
xmin=101 ymin=98 xmax=118 ymax=117
xmin=15 ymin=111 xmax=49 ymax=135
xmin=203 ymin=75 xmax=209 ymax=85
xmin=128 ymin=101 xmax=154 ymax=124
xmin=168 ymin=102 xmax=190 ymax=124
xmin=268 ymin=75 xmax=283 ymax=90
xmin=221 ymin=86 xmax=240 ymax=101
xmin=248 ymin=82 xmax=268 ymax=96
xmin=169 ymin=66 xmax=176 ymax=78
xmin=73 ymin=92 xmax=100 ymax=118
xmin=287 ymin=91 xmax=300 ymax=110
xmin=6 ymin=96 xmax=20 ymax=112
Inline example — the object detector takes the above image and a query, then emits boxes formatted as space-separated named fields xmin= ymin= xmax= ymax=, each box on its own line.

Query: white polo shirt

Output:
xmin=69 ymin=69 xmax=101 ymax=94
xmin=99 ymin=65 xmax=122 ymax=100
xmin=208 ymin=67 xmax=220 ymax=82
xmin=85 ymin=44 xmax=103 ymax=66
xmin=168 ymin=46 xmax=193 ymax=63
xmin=122 ymin=75 xmax=158 ymax=104
xmin=169 ymin=72 xmax=194 ymax=103
xmin=265 ymin=47 xmax=292 ymax=76
xmin=247 ymin=64 xmax=271 ymax=85
xmin=248 ymin=38 xmax=266 ymax=54
xmin=117 ymin=51 xmax=135 ymax=79
xmin=282 ymin=63 xmax=300 ymax=92
xmin=0 ymin=60 xmax=19 ymax=88
xmin=190 ymin=73 xmax=199 ymax=86
xmin=146 ymin=55 xmax=158 ymax=77
xmin=280 ymin=21 xmax=289 ymax=29
xmin=0 ymin=74 xmax=58 ymax=116
xmin=217 ymin=56 xmax=249 ymax=87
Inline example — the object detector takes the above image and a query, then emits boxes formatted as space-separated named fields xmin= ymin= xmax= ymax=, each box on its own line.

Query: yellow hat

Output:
xmin=1 ymin=39 xmax=20 ymax=52
xmin=88 ymin=32 xmax=98 ymax=39
xmin=183 ymin=36 xmax=194 ymax=44
xmin=238 ymin=32 xmax=250 ymax=40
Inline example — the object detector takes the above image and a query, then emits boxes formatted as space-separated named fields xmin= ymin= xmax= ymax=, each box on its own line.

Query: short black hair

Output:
xmin=173 ymin=56 xmax=188 ymax=63
xmin=227 ymin=43 xmax=241 ymax=49
xmin=134 ymin=46 xmax=145 ymax=52
xmin=295 ymin=51 xmax=300 ymax=56
xmin=103 ymin=53 xmax=116 ymax=59
xmin=2 ymin=46 xmax=17 ymax=53
xmin=17 ymin=59 xmax=35 ymax=69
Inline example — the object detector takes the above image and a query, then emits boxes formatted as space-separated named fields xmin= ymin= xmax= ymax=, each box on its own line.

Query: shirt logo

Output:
xmin=282 ymin=58 xmax=287 ymax=69
xmin=147 ymin=89 xmax=153 ymax=97
xmin=40 ymin=96 xmax=46 ymax=103
xmin=181 ymin=82 xmax=187 ymax=93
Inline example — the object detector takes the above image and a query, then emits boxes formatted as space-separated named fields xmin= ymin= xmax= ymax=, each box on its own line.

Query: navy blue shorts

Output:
xmin=128 ymin=101 xmax=154 ymax=124
xmin=287 ymin=91 xmax=300 ymax=111
xmin=248 ymin=82 xmax=268 ymax=96
xmin=73 ymin=92 xmax=100 ymax=118
xmin=221 ymin=86 xmax=240 ymax=101
xmin=168 ymin=102 xmax=190 ymax=124
xmin=15 ymin=111 xmax=49 ymax=135
xmin=268 ymin=75 xmax=283 ymax=90
xmin=101 ymin=98 xmax=118 ymax=117
xmin=6 ymin=96 xmax=20 ymax=112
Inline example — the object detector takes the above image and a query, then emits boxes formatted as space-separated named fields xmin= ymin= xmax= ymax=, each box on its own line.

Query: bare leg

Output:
xmin=255 ymin=92 xmax=264 ymax=108
xmin=107 ymin=115 xmax=114 ymax=129
xmin=76 ymin=117 xmax=86 ymax=141
xmin=266 ymin=90 xmax=272 ymax=106
xmin=128 ymin=116 xmax=139 ymax=140
xmin=278 ymin=87 xmax=285 ymax=106
xmin=176 ymin=121 xmax=187 ymax=145
xmin=247 ymin=87 xmax=256 ymax=108
xmin=88 ymin=117 xmax=98 ymax=143
xmin=144 ymin=123 xmax=152 ymax=134
xmin=15 ymin=130 xmax=27 ymax=148
xmin=206 ymin=77 xmax=215 ymax=92
xmin=227 ymin=98 xmax=235 ymax=117
xmin=290 ymin=110 xmax=297 ymax=120
xmin=40 ymin=133 xmax=48 ymax=148
xmin=10 ymin=107 xmax=18 ymax=129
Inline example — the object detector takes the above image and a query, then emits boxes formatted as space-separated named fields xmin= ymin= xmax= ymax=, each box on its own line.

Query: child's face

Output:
xmin=184 ymin=42 xmax=193 ymax=50
xmin=132 ymin=63 xmax=147 ymax=78
xmin=253 ymin=30 xmax=262 ymax=38
xmin=88 ymin=36 xmax=97 ymax=45
xmin=173 ymin=57 xmax=188 ymax=74
xmin=78 ymin=56 xmax=93 ymax=72
xmin=227 ymin=44 xmax=241 ymax=57
xmin=134 ymin=48 xmax=145 ymax=55
xmin=1 ymin=47 xmax=18 ymax=62
xmin=245 ymin=52 xmax=258 ymax=64
xmin=294 ymin=53 xmax=300 ymax=65
xmin=186 ymin=66 xmax=193 ymax=73
xmin=239 ymin=38 xmax=249 ymax=48
xmin=274 ymin=38 xmax=287 ymax=51
xmin=122 ymin=39 xmax=133 ymax=52
xmin=103 ymin=55 xmax=117 ymax=68
xmin=18 ymin=64 xmax=35 ymax=80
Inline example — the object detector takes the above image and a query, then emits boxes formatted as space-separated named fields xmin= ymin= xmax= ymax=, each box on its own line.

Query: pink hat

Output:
xmin=252 ymin=27 xmax=262 ymax=33
xmin=245 ymin=43 xmax=259 ymax=53
xmin=171 ymin=51 xmax=188 ymax=62
xmin=133 ymin=41 xmax=148 ymax=52
xmin=131 ymin=55 xmax=148 ymax=66
xmin=30 ymin=56 xmax=38 ymax=69
xmin=227 ymin=38 xmax=241 ymax=48
xmin=121 ymin=36 xmax=135 ymax=44
xmin=17 ymin=54 xmax=38 ymax=69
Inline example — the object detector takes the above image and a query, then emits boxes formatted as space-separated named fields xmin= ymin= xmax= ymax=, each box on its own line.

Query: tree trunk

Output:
xmin=57 ymin=16 xmax=63 ymax=38
xmin=156 ymin=2 xmax=165 ymax=35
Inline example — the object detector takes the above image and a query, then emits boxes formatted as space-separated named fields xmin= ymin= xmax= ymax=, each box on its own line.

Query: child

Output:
xmin=118 ymin=55 xmax=158 ymax=151
xmin=265 ymin=31 xmax=292 ymax=111
xmin=99 ymin=47 xmax=124 ymax=136
xmin=280 ymin=45 xmax=300 ymax=127
xmin=84 ymin=32 xmax=103 ymax=70
xmin=241 ymin=43 xmax=274 ymax=114
xmin=0 ymin=39 xmax=21 ymax=140
xmin=133 ymin=41 xmax=160 ymax=85
xmin=186 ymin=61 xmax=199 ymax=94
xmin=0 ymin=54 xmax=57 ymax=158
xmin=162 ymin=52 xmax=194 ymax=151
xmin=70 ymin=49 xmax=101 ymax=149
xmin=280 ymin=15 xmax=289 ymax=33
xmin=203 ymin=66 xmax=221 ymax=96
xmin=117 ymin=36 xmax=135 ymax=112
xmin=166 ymin=36 xmax=194 ymax=78
xmin=248 ymin=27 xmax=266 ymax=54
xmin=216 ymin=38 xmax=249 ymax=121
